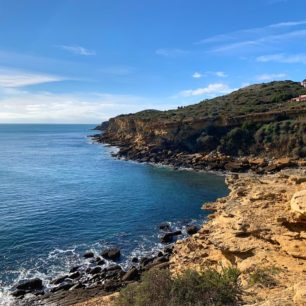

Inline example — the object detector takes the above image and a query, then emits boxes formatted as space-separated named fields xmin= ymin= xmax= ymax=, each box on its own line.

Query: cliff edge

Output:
xmin=171 ymin=169 xmax=306 ymax=305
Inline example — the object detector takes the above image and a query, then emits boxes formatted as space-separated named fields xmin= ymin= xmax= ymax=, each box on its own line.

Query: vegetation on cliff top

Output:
xmin=129 ymin=81 xmax=306 ymax=120
xmin=115 ymin=267 xmax=240 ymax=306
xmin=102 ymin=81 xmax=306 ymax=158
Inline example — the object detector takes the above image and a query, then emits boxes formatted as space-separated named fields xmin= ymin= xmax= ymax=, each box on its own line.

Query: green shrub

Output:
xmin=248 ymin=267 xmax=279 ymax=288
xmin=115 ymin=267 xmax=241 ymax=306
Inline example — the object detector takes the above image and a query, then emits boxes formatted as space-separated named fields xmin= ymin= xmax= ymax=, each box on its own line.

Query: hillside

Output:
xmin=95 ymin=81 xmax=306 ymax=171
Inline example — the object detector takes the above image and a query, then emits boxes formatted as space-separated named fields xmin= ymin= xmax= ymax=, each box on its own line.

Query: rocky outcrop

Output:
xmin=291 ymin=190 xmax=306 ymax=222
xmin=170 ymin=169 xmax=306 ymax=305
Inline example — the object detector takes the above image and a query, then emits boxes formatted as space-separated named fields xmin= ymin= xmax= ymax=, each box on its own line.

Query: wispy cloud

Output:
xmin=256 ymin=73 xmax=287 ymax=81
xmin=196 ymin=20 xmax=306 ymax=54
xmin=197 ymin=20 xmax=306 ymax=45
xmin=59 ymin=45 xmax=96 ymax=56
xmin=155 ymin=48 xmax=187 ymax=57
xmin=0 ymin=67 xmax=65 ymax=88
xmin=212 ymin=29 xmax=306 ymax=52
xmin=256 ymin=53 xmax=306 ymax=64
xmin=192 ymin=71 xmax=228 ymax=79
xmin=177 ymin=83 xmax=235 ymax=97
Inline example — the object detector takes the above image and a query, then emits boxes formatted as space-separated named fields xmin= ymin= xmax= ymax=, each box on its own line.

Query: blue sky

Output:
xmin=1 ymin=0 xmax=306 ymax=123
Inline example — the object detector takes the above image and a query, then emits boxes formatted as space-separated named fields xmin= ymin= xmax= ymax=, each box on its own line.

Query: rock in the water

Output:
xmin=131 ymin=257 xmax=138 ymax=263
xmin=50 ymin=282 xmax=74 ymax=293
xmin=186 ymin=225 xmax=199 ymax=235
xmin=159 ymin=222 xmax=171 ymax=231
xmin=16 ymin=278 xmax=43 ymax=291
xmin=97 ymin=259 xmax=106 ymax=265
xmin=84 ymin=251 xmax=94 ymax=258
xmin=101 ymin=247 xmax=121 ymax=260
xmin=89 ymin=266 xmax=102 ymax=275
xmin=69 ymin=266 xmax=80 ymax=273
xmin=69 ymin=271 xmax=81 ymax=279
xmin=122 ymin=267 xmax=139 ymax=282
xmin=160 ymin=230 xmax=182 ymax=243
xmin=51 ymin=275 xmax=68 ymax=285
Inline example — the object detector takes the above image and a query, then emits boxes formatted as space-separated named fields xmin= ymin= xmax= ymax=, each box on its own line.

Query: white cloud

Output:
xmin=178 ymin=83 xmax=234 ymax=97
xmin=256 ymin=73 xmax=287 ymax=81
xmin=212 ymin=29 xmax=306 ymax=53
xmin=59 ymin=45 xmax=96 ymax=56
xmin=0 ymin=88 xmax=174 ymax=123
xmin=192 ymin=71 xmax=227 ymax=79
xmin=155 ymin=48 xmax=187 ymax=57
xmin=256 ymin=53 xmax=306 ymax=64
xmin=0 ymin=67 xmax=64 ymax=87
xmin=192 ymin=72 xmax=202 ymax=78
xmin=215 ymin=71 xmax=227 ymax=77
xmin=197 ymin=19 xmax=306 ymax=45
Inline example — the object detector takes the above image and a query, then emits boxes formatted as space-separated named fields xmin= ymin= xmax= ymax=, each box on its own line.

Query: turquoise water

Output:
xmin=0 ymin=124 xmax=228 ymax=300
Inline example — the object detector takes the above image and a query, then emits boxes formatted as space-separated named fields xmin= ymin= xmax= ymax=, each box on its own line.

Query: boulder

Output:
xmin=50 ymin=282 xmax=74 ymax=293
xmin=160 ymin=230 xmax=182 ymax=243
xmin=89 ymin=266 xmax=102 ymax=275
xmin=69 ymin=266 xmax=80 ymax=273
xmin=291 ymin=190 xmax=306 ymax=221
xmin=101 ymin=248 xmax=121 ymax=260
xmin=97 ymin=259 xmax=106 ymax=265
xmin=83 ymin=251 xmax=94 ymax=258
xmin=140 ymin=257 xmax=154 ymax=268
xmin=16 ymin=278 xmax=43 ymax=291
xmin=69 ymin=271 xmax=81 ymax=279
xmin=51 ymin=275 xmax=68 ymax=285
xmin=159 ymin=222 xmax=171 ymax=231
xmin=186 ymin=225 xmax=199 ymax=235
xmin=122 ymin=267 xmax=139 ymax=282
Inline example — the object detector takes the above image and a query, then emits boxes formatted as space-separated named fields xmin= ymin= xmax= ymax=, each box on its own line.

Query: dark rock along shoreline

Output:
xmin=11 ymin=219 xmax=199 ymax=305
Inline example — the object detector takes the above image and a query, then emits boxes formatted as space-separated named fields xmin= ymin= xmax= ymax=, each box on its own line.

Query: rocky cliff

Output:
xmin=95 ymin=81 xmax=306 ymax=165
xmin=171 ymin=169 xmax=306 ymax=305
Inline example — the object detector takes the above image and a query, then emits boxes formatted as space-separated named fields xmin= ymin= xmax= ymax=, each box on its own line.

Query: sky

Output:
xmin=1 ymin=0 xmax=306 ymax=123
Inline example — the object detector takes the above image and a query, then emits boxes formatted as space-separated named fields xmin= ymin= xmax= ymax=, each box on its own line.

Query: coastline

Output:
xmin=11 ymin=141 xmax=226 ymax=306
xmin=72 ymin=139 xmax=306 ymax=306
xmin=92 ymin=133 xmax=306 ymax=175
xmin=171 ymin=168 xmax=306 ymax=305
xmin=11 ymin=136 xmax=306 ymax=306
xmin=76 ymin=166 xmax=306 ymax=306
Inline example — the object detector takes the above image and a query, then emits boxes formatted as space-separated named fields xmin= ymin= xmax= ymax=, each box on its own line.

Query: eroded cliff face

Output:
xmin=98 ymin=107 xmax=306 ymax=159
xmin=170 ymin=169 xmax=306 ymax=305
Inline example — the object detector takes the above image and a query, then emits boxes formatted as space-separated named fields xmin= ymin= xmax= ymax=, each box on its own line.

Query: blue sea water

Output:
xmin=0 ymin=124 xmax=228 ymax=302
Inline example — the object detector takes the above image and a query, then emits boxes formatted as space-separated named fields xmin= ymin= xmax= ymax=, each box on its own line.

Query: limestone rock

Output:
xmin=291 ymin=190 xmax=306 ymax=221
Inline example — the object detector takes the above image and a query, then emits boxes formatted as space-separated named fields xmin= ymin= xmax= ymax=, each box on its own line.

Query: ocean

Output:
xmin=0 ymin=124 xmax=228 ymax=303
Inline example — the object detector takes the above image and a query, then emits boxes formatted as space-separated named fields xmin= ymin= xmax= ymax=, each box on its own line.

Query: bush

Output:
xmin=115 ymin=267 xmax=240 ymax=306
xmin=248 ymin=267 xmax=279 ymax=288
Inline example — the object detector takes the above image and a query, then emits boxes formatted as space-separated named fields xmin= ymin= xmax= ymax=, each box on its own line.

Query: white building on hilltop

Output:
xmin=301 ymin=80 xmax=306 ymax=87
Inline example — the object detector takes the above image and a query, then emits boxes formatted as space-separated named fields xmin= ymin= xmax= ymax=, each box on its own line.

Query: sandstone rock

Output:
xmin=291 ymin=190 xmax=306 ymax=221
xmin=293 ymin=282 xmax=306 ymax=305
